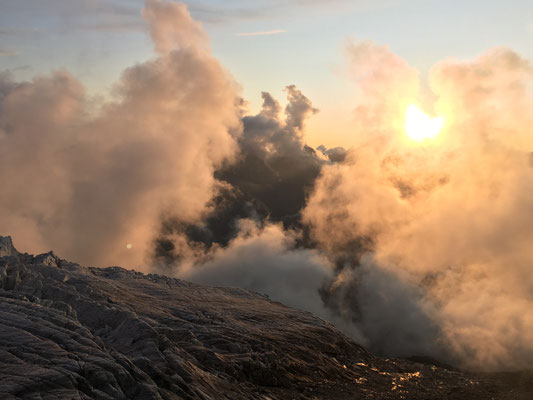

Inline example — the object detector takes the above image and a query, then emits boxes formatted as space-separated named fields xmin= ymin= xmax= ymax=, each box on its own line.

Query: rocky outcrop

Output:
xmin=0 ymin=236 xmax=17 ymax=257
xmin=0 ymin=237 xmax=531 ymax=399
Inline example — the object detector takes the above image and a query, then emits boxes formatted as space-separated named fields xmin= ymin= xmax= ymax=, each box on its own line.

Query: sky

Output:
xmin=1 ymin=0 xmax=532 ymax=147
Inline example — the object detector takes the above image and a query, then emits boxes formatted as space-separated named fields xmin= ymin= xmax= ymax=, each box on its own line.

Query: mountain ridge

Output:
xmin=0 ymin=236 xmax=530 ymax=399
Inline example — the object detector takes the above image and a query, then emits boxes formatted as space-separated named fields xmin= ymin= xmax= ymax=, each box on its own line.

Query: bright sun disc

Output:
xmin=405 ymin=104 xmax=444 ymax=141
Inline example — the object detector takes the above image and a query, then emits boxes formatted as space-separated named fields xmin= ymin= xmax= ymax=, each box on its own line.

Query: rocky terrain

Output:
xmin=0 ymin=236 xmax=531 ymax=399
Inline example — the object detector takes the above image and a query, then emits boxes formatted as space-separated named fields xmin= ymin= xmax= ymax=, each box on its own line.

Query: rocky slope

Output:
xmin=0 ymin=236 xmax=531 ymax=399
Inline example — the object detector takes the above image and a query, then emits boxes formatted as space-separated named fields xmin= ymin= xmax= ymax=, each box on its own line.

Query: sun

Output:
xmin=405 ymin=104 xmax=444 ymax=141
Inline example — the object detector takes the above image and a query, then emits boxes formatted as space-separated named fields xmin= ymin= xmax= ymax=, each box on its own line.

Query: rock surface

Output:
xmin=0 ymin=236 xmax=531 ymax=399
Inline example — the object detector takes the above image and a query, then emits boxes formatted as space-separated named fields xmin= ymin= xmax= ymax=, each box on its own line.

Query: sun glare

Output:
xmin=405 ymin=104 xmax=444 ymax=141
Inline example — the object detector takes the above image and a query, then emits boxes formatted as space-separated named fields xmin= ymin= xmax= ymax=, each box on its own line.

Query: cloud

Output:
xmin=179 ymin=220 xmax=334 ymax=318
xmin=147 ymin=82 xmax=360 ymax=340
xmin=0 ymin=0 xmax=242 ymax=268
xmin=303 ymin=41 xmax=533 ymax=369
xmin=0 ymin=50 xmax=18 ymax=56
xmin=143 ymin=0 xmax=209 ymax=53
xmin=185 ymin=0 xmax=375 ymax=24
xmin=151 ymin=86 xmax=338 ymax=270
xmin=236 ymin=29 xmax=287 ymax=37
xmin=151 ymin=38 xmax=533 ymax=371
xmin=169 ymin=218 xmax=365 ymax=343
xmin=187 ymin=3 xmax=277 ymax=24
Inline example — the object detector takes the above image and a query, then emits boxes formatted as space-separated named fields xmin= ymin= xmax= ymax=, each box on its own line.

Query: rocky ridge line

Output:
xmin=0 ymin=236 xmax=531 ymax=399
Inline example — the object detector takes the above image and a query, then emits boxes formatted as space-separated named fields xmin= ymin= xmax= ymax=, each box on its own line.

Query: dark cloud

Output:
xmin=152 ymin=85 xmax=345 ymax=271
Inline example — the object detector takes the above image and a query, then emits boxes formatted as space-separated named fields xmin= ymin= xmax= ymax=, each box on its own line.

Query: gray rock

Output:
xmin=0 ymin=236 xmax=531 ymax=399
xmin=0 ymin=236 xmax=17 ymax=257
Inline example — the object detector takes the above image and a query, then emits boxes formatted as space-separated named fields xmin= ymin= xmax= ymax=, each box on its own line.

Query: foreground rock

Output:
xmin=0 ymin=236 xmax=531 ymax=399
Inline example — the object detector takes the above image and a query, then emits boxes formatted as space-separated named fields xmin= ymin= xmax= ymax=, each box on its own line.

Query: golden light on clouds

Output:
xmin=405 ymin=104 xmax=444 ymax=141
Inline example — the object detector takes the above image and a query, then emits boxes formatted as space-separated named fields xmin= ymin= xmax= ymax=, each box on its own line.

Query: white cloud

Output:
xmin=236 ymin=29 xmax=286 ymax=37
